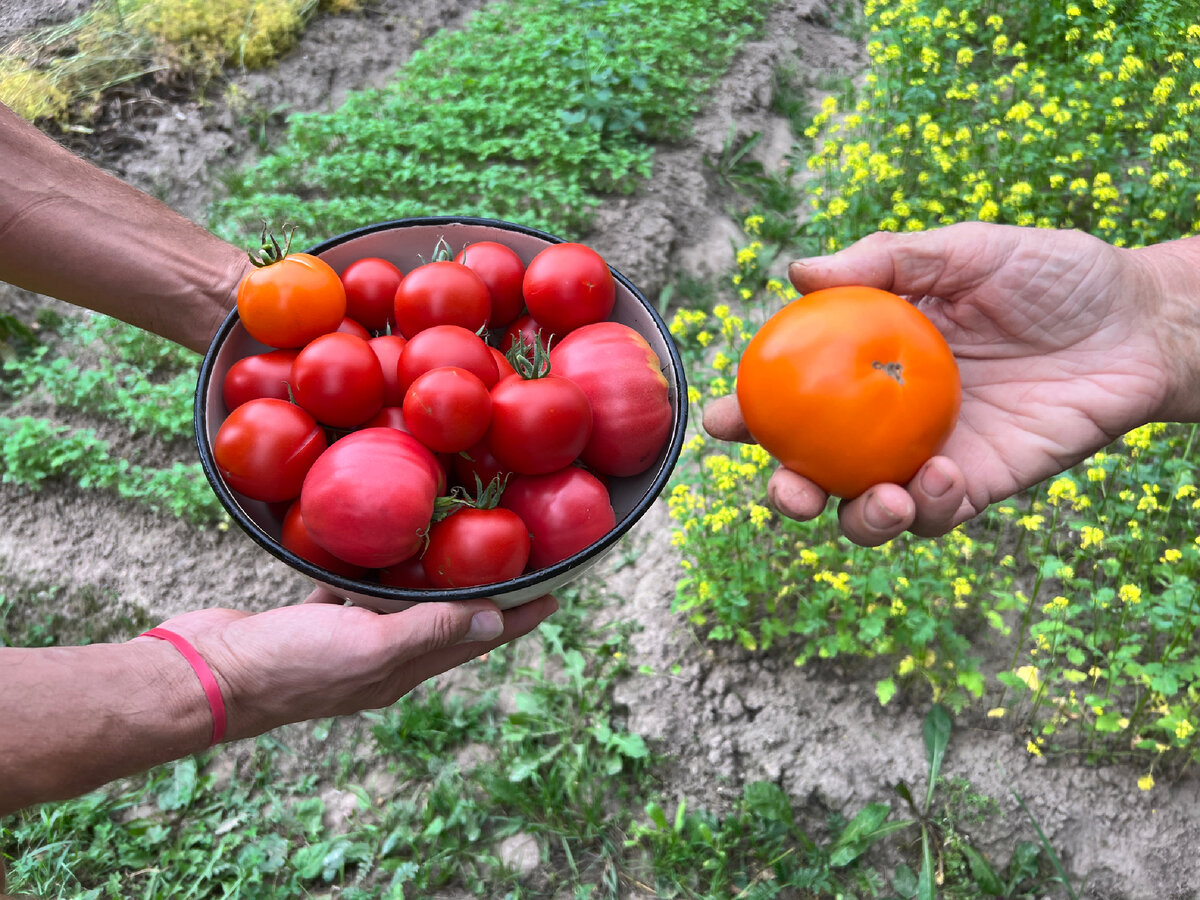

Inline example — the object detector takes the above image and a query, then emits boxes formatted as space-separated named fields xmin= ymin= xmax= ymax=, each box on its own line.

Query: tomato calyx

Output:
xmin=505 ymin=332 xmax=554 ymax=380
xmin=249 ymin=224 xmax=299 ymax=269
xmin=432 ymin=473 xmax=509 ymax=523
xmin=872 ymin=360 xmax=905 ymax=385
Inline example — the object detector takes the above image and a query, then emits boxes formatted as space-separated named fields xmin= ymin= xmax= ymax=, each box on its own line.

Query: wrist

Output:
xmin=1129 ymin=236 xmax=1200 ymax=424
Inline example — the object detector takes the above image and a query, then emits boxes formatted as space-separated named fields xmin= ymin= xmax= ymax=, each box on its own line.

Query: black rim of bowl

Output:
xmin=194 ymin=215 xmax=689 ymax=603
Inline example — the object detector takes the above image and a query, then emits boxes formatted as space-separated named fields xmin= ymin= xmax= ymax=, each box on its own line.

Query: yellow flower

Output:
xmin=956 ymin=47 xmax=974 ymax=66
xmin=1118 ymin=584 xmax=1143 ymax=605
xmin=1161 ymin=548 xmax=1182 ymax=564
xmin=1017 ymin=514 xmax=1044 ymax=532
xmin=1176 ymin=719 xmax=1195 ymax=741
xmin=743 ymin=214 xmax=764 ymax=236
xmin=1047 ymin=477 xmax=1078 ymax=505
xmin=1026 ymin=740 xmax=1042 ymax=757
xmin=987 ymin=707 xmax=1006 ymax=718
xmin=1080 ymin=526 xmax=1104 ymax=550
xmin=1138 ymin=773 xmax=1155 ymax=791
xmin=1015 ymin=665 xmax=1040 ymax=692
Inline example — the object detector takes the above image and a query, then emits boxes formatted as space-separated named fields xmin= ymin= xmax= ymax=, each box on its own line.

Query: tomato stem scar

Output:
xmin=873 ymin=360 xmax=905 ymax=384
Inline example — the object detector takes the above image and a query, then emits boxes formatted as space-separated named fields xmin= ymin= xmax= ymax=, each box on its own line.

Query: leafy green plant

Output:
xmin=211 ymin=0 xmax=773 ymax=247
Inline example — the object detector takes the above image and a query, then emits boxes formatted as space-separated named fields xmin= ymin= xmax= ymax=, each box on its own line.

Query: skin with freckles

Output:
xmin=704 ymin=222 xmax=1200 ymax=546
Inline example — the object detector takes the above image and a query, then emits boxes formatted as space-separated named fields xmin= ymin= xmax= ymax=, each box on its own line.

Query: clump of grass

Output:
xmin=0 ymin=0 xmax=352 ymax=123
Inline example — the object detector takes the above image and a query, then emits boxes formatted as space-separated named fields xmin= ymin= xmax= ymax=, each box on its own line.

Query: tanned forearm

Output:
xmin=0 ymin=102 xmax=251 ymax=353
xmin=0 ymin=641 xmax=211 ymax=817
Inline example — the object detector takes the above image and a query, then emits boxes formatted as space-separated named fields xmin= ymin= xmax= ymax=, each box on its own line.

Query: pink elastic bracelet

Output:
xmin=142 ymin=627 xmax=227 ymax=746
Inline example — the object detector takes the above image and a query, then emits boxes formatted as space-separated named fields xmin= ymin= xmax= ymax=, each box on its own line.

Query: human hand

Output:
xmin=143 ymin=590 xmax=558 ymax=741
xmin=705 ymin=222 xmax=1175 ymax=545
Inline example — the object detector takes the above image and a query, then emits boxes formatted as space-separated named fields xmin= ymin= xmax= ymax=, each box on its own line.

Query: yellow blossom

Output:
xmin=1118 ymin=584 xmax=1143 ymax=605
xmin=987 ymin=707 xmax=1006 ymax=718
xmin=1138 ymin=773 xmax=1155 ymax=791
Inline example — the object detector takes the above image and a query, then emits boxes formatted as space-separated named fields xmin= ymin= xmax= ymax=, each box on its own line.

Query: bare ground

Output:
xmin=1 ymin=1 xmax=1198 ymax=896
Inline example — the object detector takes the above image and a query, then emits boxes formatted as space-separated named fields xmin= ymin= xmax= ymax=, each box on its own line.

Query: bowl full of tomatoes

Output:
xmin=195 ymin=216 xmax=687 ymax=611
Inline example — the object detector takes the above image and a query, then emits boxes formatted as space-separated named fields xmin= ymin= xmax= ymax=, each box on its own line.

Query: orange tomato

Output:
xmin=237 ymin=241 xmax=346 ymax=349
xmin=736 ymin=286 xmax=961 ymax=499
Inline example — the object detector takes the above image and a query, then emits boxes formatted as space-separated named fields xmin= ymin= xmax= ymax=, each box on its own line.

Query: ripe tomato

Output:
xmin=522 ymin=243 xmax=615 ymax=337
xmin=454 ymin=240 xmax=526 ymax=328
xmin=222 ymin=348 xmax=298 ymax=411
xmin=396 ymin=324 xmax=499 ymax=394
xmin=368 ymin=334 xmax=408 ymax=407
xmin=340 ymin=256 xmax=403 ymax=333
xmin=336 ymin=317 xmax=371 ymax=340
xmin=290 ymin=332 xmax=385 ymax=428
xmin=237 ymin=235 xmax=346 ymax=348
xmin=501 ymin=467 xmax=615 ymax=570
xmin=491 ymin=346 xmax=517 ymax=381
xmin=487 ymin=371 xmax=592 ymax=475
xmin=736 ymin=285 xmax=962 ymax=499
xmin=280 ymin=499 xmax=368 ymax=579
xmin=402 ymin=366 xmax=492 ymax=454
xmin=453 ymin=439 xmax=511 ymax=492
xmin=393 ymin=260 xmax=490 ymax=338
xmin=500 ymin=313 xmax=555 ymax=355
xmin=421 ymin=507 xmax=531 ymax=588
xmin=212 ymin=398 xmax=327 ymax=503
xmin=300 ymin=427 xmax=440 ymax=568
xmin=378 ymin=554 xmax=436 ymax=590
xmin=549 ymin=322 xmax=672 ymax=477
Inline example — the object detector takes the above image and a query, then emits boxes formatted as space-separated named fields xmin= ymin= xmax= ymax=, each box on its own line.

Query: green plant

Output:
xmin=211 ymin=0 xmax=773 ymax=248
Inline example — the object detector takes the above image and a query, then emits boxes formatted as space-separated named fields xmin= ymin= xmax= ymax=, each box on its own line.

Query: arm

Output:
xmin=0 ymin=591 xmax=558 ymax=817
xmin=705 ymin=223 xmax=1200 ymax=545
xmin=0 ymin=102 xmax=251 ymax=353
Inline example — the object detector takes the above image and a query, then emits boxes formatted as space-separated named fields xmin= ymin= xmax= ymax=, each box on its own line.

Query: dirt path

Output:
xmin=2 ymin=2 xmax=1199 ymax=896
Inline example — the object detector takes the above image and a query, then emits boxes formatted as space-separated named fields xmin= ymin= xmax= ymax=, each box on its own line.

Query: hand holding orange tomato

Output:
xmin=708 ymin=222 xmax=1178 ymax=546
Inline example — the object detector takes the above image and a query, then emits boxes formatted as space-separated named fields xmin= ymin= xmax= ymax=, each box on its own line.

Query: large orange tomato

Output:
xmin=237 ymin=232 xmax=346 ymax=349
xmin=736 ymin=286 xmax=961 ymax=499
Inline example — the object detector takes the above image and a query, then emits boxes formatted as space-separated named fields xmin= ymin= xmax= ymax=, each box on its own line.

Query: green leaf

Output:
xmin=829 ymin=803 xmax=910 ymax=867
xmin=923 ymin=704 xmax=952 ymax=809
xmin=917 ymin=829 xmax=936 ymax=900
xmin=742 ymin=781 xmax=794 ymax=825
xmin=877 ymin=677 xmax=897 ymax=706
xmin=960 ymin=844 xmax=1004 ymax=894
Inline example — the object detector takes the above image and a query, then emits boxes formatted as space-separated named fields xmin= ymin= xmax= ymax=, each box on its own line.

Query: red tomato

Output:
xmin=421 ymin=507 xmax=531 ymax=588
xmin=522 ymin=243 xmax=615 ymax=337
xmin=453 ymin=440 xmax=511 ymax=493
xmin=487 ymin=372 xmax=592 ymax=474
xmin=736 ymin=285 xmax=962 ymax=499
xmin=402 ymin=366 xmax=492 ymax=454
xmin=393 ymin=260 xmax=490 ymax=338
xmin=549 ymin=322 xmax=672 ymax=477
xmin=300 ymin=428 xmax=439 ymax=568
xmin=396 ymin=324 xmax=499 ymax=393
xmin=500 ymin=313 xmax=554 ymax=355
xmin=454 ymin=241 xmax=526 ymax=328
xmin=501 ymin=467 xmax=615 ymax=570
xmin=280 ymin=500 xmax=368 ymax=579
xmin=340 ymin=256 xmax=403 ymax=333
xmin=212 ymin=398 xmax=327 ymax=503
xmin=237 ymin=241 xmax=346 ymax=349
xmin=336 ymin=317 xmax=371 ymax=340
xmin=222 ymin=348 xmax=298 ymax=411
xmin=378 ymin=554 xmax=436 ymax=590
xmin=290 ymin=332 xmax=385 ymax=428
xmin=364 ymin=405 xmax=411 ymax=432
xmin=368 ymin=334 xmax=408 ymax=407
xmin=491 ymin=346 xmax=517 ymax=381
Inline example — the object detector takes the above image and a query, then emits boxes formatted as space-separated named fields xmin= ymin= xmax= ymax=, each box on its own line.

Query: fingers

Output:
xmin=787 ymin=222 xmax=1011 ymax=301
xmin=384 ymin=594 xmax=560 ymax=689
xmin=702 ymin=394 xmax=754 ymax=443
xmin=303 ymin=587 xmax=347 ymax=605
xmin=832 ymin=457 xmax=967 ymax=546
xmin=766 ymin=467 xmax=830 ymax=521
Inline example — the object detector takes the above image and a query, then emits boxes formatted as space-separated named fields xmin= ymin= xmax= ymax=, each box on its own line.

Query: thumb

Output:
xmin=378 ymin=600 xmax=505 ymax=658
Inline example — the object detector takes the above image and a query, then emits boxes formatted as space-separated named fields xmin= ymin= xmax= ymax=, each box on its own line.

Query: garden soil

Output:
xmin=2 ymin=1 xmax=1199 ymax=897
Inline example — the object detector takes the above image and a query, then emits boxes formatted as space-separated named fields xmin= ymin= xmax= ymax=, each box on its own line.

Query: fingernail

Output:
xmin=864 ymin=492 xmax=901 ymax=530
xmin=921 ymin=462 xmax=953 ymax=498
xmin=464 ymin=610 xmax=503 ymax=643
